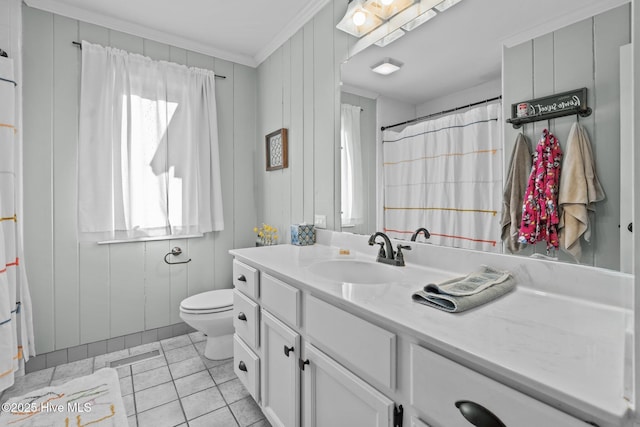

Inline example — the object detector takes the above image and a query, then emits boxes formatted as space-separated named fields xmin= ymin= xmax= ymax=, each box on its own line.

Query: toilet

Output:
xmin=179 ymin=289 xmax=234 ymax=360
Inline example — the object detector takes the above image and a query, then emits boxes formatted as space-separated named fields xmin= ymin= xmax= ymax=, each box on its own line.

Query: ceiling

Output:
xmin=24 ymin=0 xmax=331 ymax=67
xmin=341 ymin=0 xmax=628 ymax=106
xmin=24 ymin=0 xmax=626 ymax=100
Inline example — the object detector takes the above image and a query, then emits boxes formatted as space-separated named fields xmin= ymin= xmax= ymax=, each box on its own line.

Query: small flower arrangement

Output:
xmin=254 ymin=223 xmax=279 ymax=246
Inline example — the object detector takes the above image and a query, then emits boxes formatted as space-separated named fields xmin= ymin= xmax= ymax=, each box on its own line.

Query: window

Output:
xmin=78 ymin=41 xmax=224 ymax=241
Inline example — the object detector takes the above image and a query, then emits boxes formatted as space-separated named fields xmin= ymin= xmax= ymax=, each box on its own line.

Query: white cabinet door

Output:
xmin=302 ymin=343 xmax=395 ymax=427
xmin=261 ymin=309 xmax=301 ymax=427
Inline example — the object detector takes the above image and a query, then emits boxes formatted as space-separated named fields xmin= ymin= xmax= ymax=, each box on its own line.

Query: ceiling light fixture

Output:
xmin=370 ymin=58 xmax=403 ymax=75
xmin=336 ymin=0 xmax=383 ymax=37
xmin=337 ymin=0 xmax=463 ymax=47
xmin=363 ymin=0 xmax=416 ymax=20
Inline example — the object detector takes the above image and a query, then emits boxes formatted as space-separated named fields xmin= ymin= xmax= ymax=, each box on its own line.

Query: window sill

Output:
xmin=97 ymin=233 xmax=204 ymax=245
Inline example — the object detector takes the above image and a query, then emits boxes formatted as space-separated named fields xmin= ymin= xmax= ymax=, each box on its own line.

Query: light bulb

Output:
xmin=381 ymin=0 xmax=394 ymax=5
xmin=352 ymin=10 xmax=366 ymax=26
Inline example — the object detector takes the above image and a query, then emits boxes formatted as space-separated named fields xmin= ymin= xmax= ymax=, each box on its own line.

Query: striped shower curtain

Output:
xmin=382 ymin=102 xmax=502 ymax=252
xmin=0 ymin=56 xmax=34 ymax=392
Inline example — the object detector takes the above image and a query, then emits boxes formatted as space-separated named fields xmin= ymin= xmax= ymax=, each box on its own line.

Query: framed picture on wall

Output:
xmin=266 ymin=128 xmax=288 ymax=171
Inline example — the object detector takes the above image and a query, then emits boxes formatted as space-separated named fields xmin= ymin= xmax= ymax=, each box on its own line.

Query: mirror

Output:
xmin=339 ymin=0 xmax=632 ymax=272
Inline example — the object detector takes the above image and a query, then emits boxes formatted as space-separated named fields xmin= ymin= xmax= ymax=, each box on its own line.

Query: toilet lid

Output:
xmin=180 ymin=289 xmax=233 ymax=311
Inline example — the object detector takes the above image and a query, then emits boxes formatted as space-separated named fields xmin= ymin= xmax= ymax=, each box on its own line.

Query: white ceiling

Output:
xmin=24 ymin=0 xmax=331 ymax=67
xmin=24 ymin=0 xmax=627 ymax=101
xmin=341 ymin=0 xmax=629 ymax=106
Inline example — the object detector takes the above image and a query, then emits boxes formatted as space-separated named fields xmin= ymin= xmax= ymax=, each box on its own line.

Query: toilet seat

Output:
xmin=180 ymin=289 xmax=233 ymax=314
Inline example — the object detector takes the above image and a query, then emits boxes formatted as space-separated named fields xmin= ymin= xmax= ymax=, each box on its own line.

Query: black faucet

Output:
xmin=410 ymin=227 xmax=431 ymax=242
xmin=368 ymin=232 xmax=411 ymax=266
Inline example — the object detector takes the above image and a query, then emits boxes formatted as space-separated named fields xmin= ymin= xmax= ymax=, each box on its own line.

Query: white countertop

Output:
xmin=230 ymin=243 xmax=631 ymax=426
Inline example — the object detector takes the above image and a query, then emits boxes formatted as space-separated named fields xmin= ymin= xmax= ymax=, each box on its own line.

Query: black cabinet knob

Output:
xmin=455 ymin=401 xmax=505 ymax=427
xmin=284 ymin=345 xmax=294 ymax=357
xmin=237 ymin=312 xmax=247 ymax=321
xmin=237 ymin=274 xmax=247 ymax=282
xmin=299 ymin=359 xmax=310 ymax=371
xmin=238 ymin=361 xmax=247 ymax=372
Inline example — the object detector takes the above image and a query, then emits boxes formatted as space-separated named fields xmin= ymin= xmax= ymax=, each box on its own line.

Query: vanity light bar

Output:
xmin=401 ymin=8 xmax=437 ymax=31
xmin=434 ymin=0 xmax=462 ymax=12
xmin=339 ymin=0 xmax=464 ymax=49
xmin=375 ymin=28 xmax=406 ymax=47
xmin=363 ymin=0 xmax=417 ymax=20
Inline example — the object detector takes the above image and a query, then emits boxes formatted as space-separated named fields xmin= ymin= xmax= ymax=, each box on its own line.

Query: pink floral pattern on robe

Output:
xmin=518 ymin=129 xmax=563 ymax=251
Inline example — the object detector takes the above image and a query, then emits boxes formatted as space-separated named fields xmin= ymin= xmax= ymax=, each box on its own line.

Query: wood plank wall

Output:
xmin=503 ymin=4 xmax=630 ymax=270
xmin=22 ymin=6 xmax=257 ymax=353
xmin=256 ymin=0 xmax=348 ymax=239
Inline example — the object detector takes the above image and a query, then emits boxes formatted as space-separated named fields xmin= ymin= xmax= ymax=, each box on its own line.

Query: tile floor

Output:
xmin=0 ymin=332 xmax=271 ymax=427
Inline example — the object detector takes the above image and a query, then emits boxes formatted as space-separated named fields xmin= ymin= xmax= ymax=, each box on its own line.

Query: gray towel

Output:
xmin=412 ymin=266 xmax=515 ymax=313
xmin=558 ymin=123 xmax=605 ymax=262
xmin=501 ymin=133 xmax=532 ymax=253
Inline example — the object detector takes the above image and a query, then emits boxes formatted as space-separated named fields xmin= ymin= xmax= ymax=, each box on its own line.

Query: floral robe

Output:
xmin=518 ymin=129 xmax=563 ymax=251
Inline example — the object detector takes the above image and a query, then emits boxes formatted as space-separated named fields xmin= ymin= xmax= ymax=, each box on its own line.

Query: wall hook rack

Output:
xmin=506 ymin=88 xmax=591 ymax=129
xmin=164 ymin=247 xmax=192 ymax=265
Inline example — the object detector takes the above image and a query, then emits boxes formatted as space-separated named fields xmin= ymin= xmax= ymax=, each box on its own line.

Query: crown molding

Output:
xmin=502 ymin=0 xmax=630 ymax=48
xmin=24 ymin=0 xmax=258 ymax=67
xmin=253 ymin=0 xmax=332 ymax=66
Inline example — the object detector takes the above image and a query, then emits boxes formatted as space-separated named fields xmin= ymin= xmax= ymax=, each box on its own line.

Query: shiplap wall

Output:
xmin=22 ymin=6 xmax=257 ymax=353
xmin=503 ymin=4 xmax=630 ymax=269
xmin=256 ymin=0 xmax=347 ymax=238
xmin=340 ymin=92 xmax=376 ymax=235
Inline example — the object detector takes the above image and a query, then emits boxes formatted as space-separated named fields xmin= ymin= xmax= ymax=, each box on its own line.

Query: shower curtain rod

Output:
xmin=380 ymin=95 xmax=502 ymax=131
xmin=72 ymin=41 xmax=227 ymax=79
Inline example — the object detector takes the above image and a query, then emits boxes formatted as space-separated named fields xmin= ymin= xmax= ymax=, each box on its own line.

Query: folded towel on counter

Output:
xmin=412 ymin=266 xmax=515 ymax=313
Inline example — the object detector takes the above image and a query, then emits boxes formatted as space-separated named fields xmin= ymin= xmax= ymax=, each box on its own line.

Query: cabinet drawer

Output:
xmin=410 ymin=344 xmax=586 ymax=427
xmin=233 ymin=290 xmax=259 ymax=349
xmin=234 ymin=334 xmax=260 ymax=402
xmin=261 ymin=273 xmax=300 ymax=327
xmin=233 ymin=259 xmax=259 ymax=300
xmin=305 ymin=295 xmax=396 ymax=390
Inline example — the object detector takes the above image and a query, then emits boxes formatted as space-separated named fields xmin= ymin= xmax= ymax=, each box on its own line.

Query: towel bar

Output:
xmin=164 ymin=247 xmax=192 ymax=265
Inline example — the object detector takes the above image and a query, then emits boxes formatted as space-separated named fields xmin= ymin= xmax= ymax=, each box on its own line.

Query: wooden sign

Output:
xmin=507 ymin=88 xmax=591 ymax=129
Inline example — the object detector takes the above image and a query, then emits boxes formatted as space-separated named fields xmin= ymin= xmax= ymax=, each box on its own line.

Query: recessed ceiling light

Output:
xmin=370 ymin=58 xmax=403 ymax=75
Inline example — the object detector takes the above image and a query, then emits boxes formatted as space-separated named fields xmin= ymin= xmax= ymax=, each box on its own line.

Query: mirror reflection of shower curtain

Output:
xmin=382 ymin=102 xmax=502 ymax=252
xmin=341 ymin=104 xmax=364 ymax=227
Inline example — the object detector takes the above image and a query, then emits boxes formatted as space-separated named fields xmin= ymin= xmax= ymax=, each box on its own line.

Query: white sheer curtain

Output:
xmin=341 ymin=104 xmax=364 ymax=227
xmin=382 ymin=102 xmax=502 ymax=252
xmin=78 ymin=41 xmax=224 ymax=240
xmin=0 ymin=56 xmax=35 ymax=392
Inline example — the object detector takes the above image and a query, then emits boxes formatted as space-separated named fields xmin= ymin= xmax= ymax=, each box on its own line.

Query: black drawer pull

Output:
xmin=284 ymin=345 xmax=294 ymax=357
xmin=238 ymin=361 xmax=247 ymax=372
xmin=455 ymin=401 xmax=505 ymax=427
xmin=237 ymin=312 xmax=247 ymax=321
xmin=237 ymin=274 xmax=247 ymax=282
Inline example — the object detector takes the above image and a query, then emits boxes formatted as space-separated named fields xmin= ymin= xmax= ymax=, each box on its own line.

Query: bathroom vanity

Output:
xmin=229 ymin=231 xmax=633 ymax=427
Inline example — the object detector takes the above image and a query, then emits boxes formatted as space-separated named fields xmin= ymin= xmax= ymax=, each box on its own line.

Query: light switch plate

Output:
xmin=314 ymin=214 xmax=327 ymax=229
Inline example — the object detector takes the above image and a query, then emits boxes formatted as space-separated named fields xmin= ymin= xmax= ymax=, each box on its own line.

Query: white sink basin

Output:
xmin=307 ymin=259 xmax=403 ymax=284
